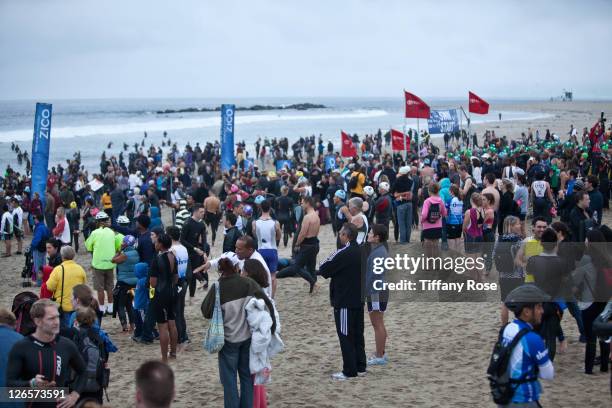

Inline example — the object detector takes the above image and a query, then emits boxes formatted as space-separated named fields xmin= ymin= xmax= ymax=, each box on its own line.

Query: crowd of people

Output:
xmin=0 ymin=120 xmax=611 ymax=407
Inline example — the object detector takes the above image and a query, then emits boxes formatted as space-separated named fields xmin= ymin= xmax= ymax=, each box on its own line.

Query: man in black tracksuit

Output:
xmin=319 ymin=223 xmax=366 ymax=379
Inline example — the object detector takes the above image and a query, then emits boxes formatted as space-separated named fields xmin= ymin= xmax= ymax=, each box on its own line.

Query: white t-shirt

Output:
xmin=171 ymin=243 xmax=190 ymax=279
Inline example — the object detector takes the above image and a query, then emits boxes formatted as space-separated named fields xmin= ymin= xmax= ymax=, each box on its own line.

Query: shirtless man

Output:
xmin=481 ymin=172 xmax=500 ymax=212
xmin=276 ymin=195 xmax=320 ymax=293
xmin=203 ymin=191 xmax=221 ymax=246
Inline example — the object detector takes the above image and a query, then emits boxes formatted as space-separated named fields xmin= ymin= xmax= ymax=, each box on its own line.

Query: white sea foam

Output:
xmin=0 ymin=109 xmax=389 ymax=142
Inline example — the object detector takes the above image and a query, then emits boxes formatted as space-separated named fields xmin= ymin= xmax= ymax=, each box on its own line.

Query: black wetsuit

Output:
xmin=6 ymin=335 xmax=86 ymax=407
xmin=180 ymin=217 xmax=207 ymax=296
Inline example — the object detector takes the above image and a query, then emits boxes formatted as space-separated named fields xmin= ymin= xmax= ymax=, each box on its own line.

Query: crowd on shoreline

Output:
xmin=0 ymin=121 xmax=611 ymax=407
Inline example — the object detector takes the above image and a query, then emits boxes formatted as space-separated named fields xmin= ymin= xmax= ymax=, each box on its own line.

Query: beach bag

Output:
xmin=426 ymin=202 xmax=441 ymax=224
xmin=204 ymin=282 xmax=225 ymax=353
xmin=487 ymin=325 xmax=535 ymax=405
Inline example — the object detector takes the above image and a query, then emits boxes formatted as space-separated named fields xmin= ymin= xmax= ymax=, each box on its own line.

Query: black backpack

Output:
xmin=494 ymin=238 xmax=519 ymax=277
xmin=348 ymin=175 xmax=359 ymax=190
xmin=11 ymin=291 xmax=39 ymax=336
xmin=487 ymin=325 xmax=536 ymax=405
xmin=426 ymin=202 xmax=441 ymax=224
xmin=74 ymin=327 xmax=110 ymax=395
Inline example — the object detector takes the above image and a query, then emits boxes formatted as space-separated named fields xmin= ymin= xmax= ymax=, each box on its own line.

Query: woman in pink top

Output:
xmin=420 ymin=183 xmax=447 ymax=258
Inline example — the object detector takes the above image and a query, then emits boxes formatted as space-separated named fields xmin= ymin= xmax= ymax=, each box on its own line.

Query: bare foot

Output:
xmin=558 ymin=340 xmax=568 ymax=354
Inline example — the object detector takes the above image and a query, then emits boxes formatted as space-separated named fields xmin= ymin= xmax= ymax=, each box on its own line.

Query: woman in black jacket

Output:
xmin=498 ymin=179 xmax=518 ymax=235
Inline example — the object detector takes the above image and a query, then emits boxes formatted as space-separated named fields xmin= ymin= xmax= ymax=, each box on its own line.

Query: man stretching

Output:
xmin=277 ymin=196 xmax=320 ymax=293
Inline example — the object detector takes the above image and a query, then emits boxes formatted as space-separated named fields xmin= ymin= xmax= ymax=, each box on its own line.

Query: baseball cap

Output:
xmin=399 ymin=166 xmax=411 ymax=175
xmin=334 ymin=190 xmax=346 ymax=200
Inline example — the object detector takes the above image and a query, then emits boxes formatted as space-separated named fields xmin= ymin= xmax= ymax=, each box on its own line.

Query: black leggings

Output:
xmin=277 ymin=239 xmax=319 ymax=285
xmin=204 ymin=212 xmax=221 ymax=244
xmin=582 ymin=302 xmax=610 ymax=374
xmin=115 ymin=282 xmax=135 ymax=328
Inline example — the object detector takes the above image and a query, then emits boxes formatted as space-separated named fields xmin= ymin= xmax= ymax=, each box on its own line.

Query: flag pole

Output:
xmin=417 ymin=118 xmax=420 ymax=151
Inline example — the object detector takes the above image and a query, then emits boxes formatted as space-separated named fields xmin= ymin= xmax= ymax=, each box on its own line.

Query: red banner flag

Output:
xmin=468 ymin=91 xmax=489 ymax=114
xmin=341 ymin=130 xmax=357 ymax=157
xmin=391 ymin=129 xmax=410 ymax=151
xmin=404 ymin=91 xmax=430 ymax=119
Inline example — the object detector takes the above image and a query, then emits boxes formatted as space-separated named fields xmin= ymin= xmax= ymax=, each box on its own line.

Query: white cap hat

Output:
xmin=399 ymin=166 xmax=411 ymax=175
xmin=220 ymin=252 xmax=240 ymax=267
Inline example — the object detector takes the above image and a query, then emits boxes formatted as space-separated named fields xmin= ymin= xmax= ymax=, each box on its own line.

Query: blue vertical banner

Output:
xmin=31 ymin=103 xmax=52 ymax=210
xmin=220 ymin=104 xmax=235 ymax=172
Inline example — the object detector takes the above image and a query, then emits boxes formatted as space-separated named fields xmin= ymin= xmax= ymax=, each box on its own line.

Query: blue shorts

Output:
xmin=259 ymin=248 xmax=279 ymax=273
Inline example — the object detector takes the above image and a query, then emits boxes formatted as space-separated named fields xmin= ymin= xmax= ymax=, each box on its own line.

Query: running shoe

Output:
xmin=367 ymin=355 xmax=388 ymax=366
xmin=331 ymin=372 xmax=349 ymax=381
xmin=357 ymin=371 xmax=367 ymax=377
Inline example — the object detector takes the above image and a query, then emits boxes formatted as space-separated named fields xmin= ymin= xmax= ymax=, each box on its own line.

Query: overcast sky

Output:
xmin=1 ymin=0 xmax=611 ymax=100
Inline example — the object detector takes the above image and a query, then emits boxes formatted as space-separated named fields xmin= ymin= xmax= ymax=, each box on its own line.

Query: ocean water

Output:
xmin=0 ymin=97 xmax=550 ymax=173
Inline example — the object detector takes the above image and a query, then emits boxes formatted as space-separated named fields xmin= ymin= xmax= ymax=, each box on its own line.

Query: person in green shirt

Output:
xmin=85 ymin=211 xmax=117 ymax=315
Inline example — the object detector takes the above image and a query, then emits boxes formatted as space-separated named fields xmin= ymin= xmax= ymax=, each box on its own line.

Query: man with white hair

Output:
xmin=46 ymin=245 xmax=87 ymax=328
xmin=392 ymin=166 xmax=414 ymax=243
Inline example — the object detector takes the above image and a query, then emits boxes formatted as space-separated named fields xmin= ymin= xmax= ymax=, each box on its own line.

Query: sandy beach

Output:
xmin=1 ymin=100 xmax=611 ymax=407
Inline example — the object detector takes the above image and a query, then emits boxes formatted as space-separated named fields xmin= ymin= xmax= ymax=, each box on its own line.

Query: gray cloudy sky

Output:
xmin=1 ymin=0 xmax=611 ymax=99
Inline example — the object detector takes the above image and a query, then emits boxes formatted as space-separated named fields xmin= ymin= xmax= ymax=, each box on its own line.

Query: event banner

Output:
xmin=31 ymin=103 xmax=52 ymax=210
xmin=324 ymin=155 xmax=337 ymax=172
xmin=276 ymin=160 xmax=292 ymax=171
xmin=220 ymin=104 xmax=235 ymax=172
xmin=428 ymin=109 xmax=460 ymax=134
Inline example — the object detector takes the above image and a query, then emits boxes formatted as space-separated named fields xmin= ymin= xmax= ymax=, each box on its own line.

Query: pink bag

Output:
xmin=253 ymin=385 xmax=267 ymax=408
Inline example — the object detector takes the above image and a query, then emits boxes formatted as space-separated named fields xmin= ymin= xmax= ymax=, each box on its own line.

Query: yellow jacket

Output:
xmin=101 ymin=193 xmax=112 ymax=209
xmin=46 ymin=260 xmax=87 ymax=312
xmin=349 ymin=171 xmax=366 ymax=195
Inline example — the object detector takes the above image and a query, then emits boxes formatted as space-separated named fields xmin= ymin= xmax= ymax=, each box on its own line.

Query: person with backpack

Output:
xmin=68 ymin=306 xmax=110 ymax=405
xmin=10 ymin=198 xmax=24 ymax=255
xmin=488 ymin=284 xmax=554 ymax=407
xmin=463 ymin=193 xmax=485 ymax=280
xmin=1 ymin=203 xmax=14 ymax=257
xmin=494 ymin=216 xmax=525 ymax=325
xmin=420 ymin=182 xmax=447 ymax=259
xmin=348 ymin=165 xmax=366 ymax=199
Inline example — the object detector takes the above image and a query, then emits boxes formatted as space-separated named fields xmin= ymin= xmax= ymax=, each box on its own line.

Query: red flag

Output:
xmin=404 ymin=91 xmax=430 ymax=119
xmin=391 ymin=129 xmax=405 ymax=151
xmin=468 ymin=91 xmax=489 ymax=114
xmin=341 ymin=131 xmax=357 ymax=157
